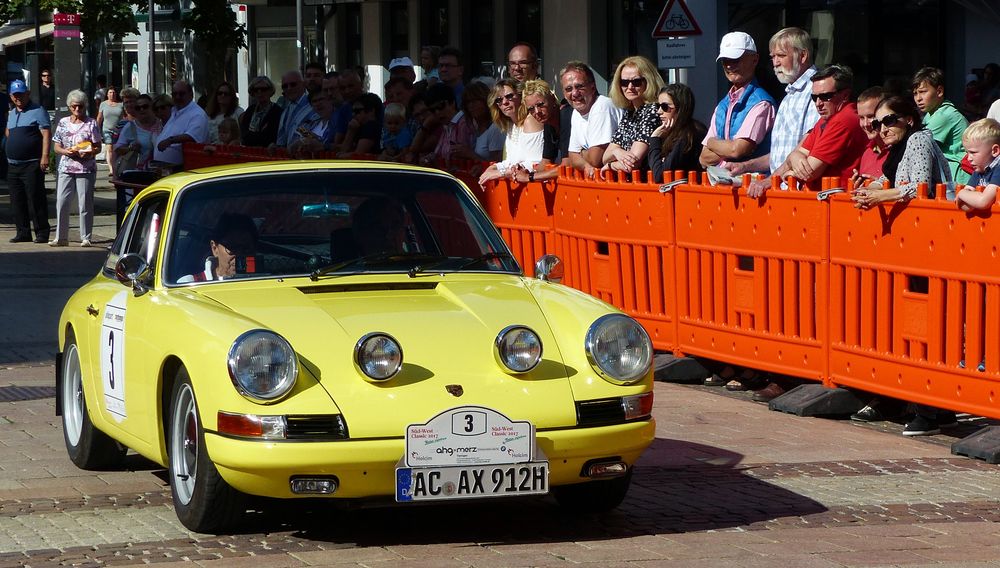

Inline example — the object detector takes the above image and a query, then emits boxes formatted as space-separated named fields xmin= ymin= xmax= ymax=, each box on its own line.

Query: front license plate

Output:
xmin=396 ymin=461 xmax=548 ymax=502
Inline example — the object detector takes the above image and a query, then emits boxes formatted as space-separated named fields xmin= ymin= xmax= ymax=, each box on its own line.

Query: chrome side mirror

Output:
xmin=534 ymin=254 xmax=564 ymax=283
xmin=115 ymin=253 xmax=151 ymax=296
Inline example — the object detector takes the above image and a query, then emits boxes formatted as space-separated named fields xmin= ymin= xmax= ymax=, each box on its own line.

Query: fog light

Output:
xmin=622 ymin=392 xmax=653 ymax=420
xmin=587 ymin=461 xmax=628 ymax=478
xmin=290 ymin=476 xmax=339 ymax=494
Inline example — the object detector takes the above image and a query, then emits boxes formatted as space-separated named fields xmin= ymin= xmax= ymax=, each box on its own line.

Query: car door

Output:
xmin=84 ymin=192 xmax=168 ymax=451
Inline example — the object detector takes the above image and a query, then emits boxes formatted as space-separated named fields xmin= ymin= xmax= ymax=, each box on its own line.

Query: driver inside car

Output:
xmin=351 ymin=197 xmax=411 ymax=256
xmin=178 ymin=213 xmax=259 ymax=283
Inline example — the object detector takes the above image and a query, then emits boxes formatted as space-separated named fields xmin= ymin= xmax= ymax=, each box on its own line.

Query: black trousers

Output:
xmin=7 ymin=161 xmax=49 ymax=240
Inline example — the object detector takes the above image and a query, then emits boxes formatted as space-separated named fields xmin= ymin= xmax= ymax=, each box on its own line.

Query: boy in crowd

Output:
xmin=379 ymin=103 xmax=413 ymax=161
xmin=956 ymin=118 xmax=1000 ymax=211
xmin=913 ymin=67 xmax=970 ymax=185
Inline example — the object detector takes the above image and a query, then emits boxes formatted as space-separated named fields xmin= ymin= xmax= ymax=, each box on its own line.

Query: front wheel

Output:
xmin=61 ymin=332 xmax=126 ymax=470
xmin=552 ymin=470 xmax=633 ymax=513
xmin=168 ymin=369 xmax=244 ymax=533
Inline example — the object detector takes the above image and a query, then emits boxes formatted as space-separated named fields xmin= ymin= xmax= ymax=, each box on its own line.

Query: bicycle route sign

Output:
xmin=652 ymin=0 xmax=701 ymax=38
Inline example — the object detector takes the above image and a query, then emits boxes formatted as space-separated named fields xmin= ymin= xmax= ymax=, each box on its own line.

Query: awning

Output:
xmin=0 ymin=23 xmax=55 ymax=53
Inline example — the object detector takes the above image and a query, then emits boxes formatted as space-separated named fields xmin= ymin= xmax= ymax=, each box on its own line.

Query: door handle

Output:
xmin=86 ymin=304 xmax=99 ymax=317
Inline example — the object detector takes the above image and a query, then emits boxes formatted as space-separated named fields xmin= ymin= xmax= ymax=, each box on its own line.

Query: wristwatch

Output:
xmin=528 ymin=170 xmax=535 ymax=182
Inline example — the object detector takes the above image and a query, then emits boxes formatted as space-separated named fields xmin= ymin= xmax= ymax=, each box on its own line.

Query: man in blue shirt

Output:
xmin=5 ymin=80 xmax=51 ymax=243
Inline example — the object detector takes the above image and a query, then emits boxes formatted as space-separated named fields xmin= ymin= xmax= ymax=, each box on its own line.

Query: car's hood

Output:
xmin=198 ymin=276 xmax=579 ymax=437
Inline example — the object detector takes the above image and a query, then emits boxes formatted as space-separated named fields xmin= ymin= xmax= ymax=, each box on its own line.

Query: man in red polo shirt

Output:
xmin=748 ymin=64 xmax=867 ymax=196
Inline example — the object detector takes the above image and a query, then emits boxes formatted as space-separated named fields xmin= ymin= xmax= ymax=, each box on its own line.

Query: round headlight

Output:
xmin=585 ymin=314 xmax=652 ymax=385
xmin=227 ymin=330 xmax=298 ymax=402
xmin=355 ymin=333 xmax=403 ymax=380
xmin=494 ymin=325 xmax=542 ymax=373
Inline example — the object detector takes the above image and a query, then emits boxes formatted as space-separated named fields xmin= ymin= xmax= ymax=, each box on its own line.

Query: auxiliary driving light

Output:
xmin=290 ymin=476 xmax=339 ymax=495
xmin=586 ymin=461 xmax=628 ymax=478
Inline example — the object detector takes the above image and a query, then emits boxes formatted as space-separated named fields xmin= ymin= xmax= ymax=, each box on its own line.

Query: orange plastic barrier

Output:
xmin=672 ymin=175 xmax=831 ymax=382
xmin=826 ymin=183 xmax=1000 ymax=418
xmin=553 ymin=167 xmax=680 ymax=349
xmin=478 ymin=177 xmax=556 ymax=278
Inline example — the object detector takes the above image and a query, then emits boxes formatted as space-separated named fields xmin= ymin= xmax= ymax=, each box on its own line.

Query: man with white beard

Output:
xmin=729 ymin=27 xmax=819 ymax=186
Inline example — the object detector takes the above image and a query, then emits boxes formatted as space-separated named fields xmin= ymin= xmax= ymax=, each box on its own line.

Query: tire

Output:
xmin=61 ymin=331 xmax=127 ymax=470
xmin=552 ymin=470 xmax=633 ymax=513
xmin=168 ymin=368 xmax=244 ymax=533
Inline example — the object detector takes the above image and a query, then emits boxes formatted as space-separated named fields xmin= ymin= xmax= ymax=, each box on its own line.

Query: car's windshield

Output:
xmin=165 ymin=169 xmax=520 ymax=285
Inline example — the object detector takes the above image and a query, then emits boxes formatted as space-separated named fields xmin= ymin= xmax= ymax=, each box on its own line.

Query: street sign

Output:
xmin=656 ymin=38 xmax=695 ymax=69
xmin=652 ymin=0 xmax=702 ymax=38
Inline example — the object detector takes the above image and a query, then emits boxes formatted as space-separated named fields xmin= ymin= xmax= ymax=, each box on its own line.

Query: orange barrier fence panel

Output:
xmin=553 ymin=169 xmax=681 ymax=352
xmin=672 ymin=181 xmax=829 ymax=381
xmin=480 ymin=178 xmax=556 ymax=277
xmin=827 ymin=186 xmax=1000 ymax=417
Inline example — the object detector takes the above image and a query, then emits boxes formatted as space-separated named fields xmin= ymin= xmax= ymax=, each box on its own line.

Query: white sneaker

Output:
xmin=48 ymin=239 xmax=68 ymax=247
xmin=80 ymin=239 xmax=92 ymax=247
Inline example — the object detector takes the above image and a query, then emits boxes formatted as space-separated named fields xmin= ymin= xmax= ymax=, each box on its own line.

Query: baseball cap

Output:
xmin=9 ymin=79 xmax=27 ymax=94
xmin=966 ymin=73 xmax=979 ymax=84
xmin=389 ymin=56 xmax=414 ymax=70
xmin=717 ymin=32 xmax=757 ymax=61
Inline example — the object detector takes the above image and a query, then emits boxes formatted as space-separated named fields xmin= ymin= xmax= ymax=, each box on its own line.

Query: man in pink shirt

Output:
xmin=700 ymin=31 xmax=777 ymax=170
xmin=854 ymin=86 xmax=889 ymax=180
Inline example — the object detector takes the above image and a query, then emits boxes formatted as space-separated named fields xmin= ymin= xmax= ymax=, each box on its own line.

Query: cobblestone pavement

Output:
xmin=2 ymin=170 xmax=1000 ymax=567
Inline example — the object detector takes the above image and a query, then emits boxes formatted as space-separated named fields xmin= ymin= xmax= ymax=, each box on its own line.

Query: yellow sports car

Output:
xmin=57 ymin=162 xmax=655 ymax=533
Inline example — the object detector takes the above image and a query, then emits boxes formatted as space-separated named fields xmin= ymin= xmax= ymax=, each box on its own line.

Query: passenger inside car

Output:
xmin=351 ymin=197 xmax=410 ymax=256
xmin=178 ymin=213 xmax=259 ymax=282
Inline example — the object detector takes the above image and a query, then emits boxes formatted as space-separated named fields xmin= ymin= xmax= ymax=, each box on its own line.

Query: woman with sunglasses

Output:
xmin=50 ymin=90 xmax=101 ymax=247
xmin=601 ymin=56 xmax=664 ymax=177
xmin=153 ymin=94 xmax=173 ymax=126
xmin=852 ymin=95 xmax=953 ymax=208
xmin=647 ymin=84 xmax=707 ymax=182
xmin=478 ymin=79 xmax=552 ymax=186
xmin=113 ymin=93 xmax=163 ymax=174
xmin=510 ymin=79 xmax=561 ymax=184
xmin=239 ymin=76 xmax=281 ymax=147
xmin=205 ymin=81 xmax=244 ymax=145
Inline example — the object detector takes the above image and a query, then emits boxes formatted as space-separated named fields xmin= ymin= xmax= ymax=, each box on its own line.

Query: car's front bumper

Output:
xmin=206 ymin=419 xmax=655 ymax=498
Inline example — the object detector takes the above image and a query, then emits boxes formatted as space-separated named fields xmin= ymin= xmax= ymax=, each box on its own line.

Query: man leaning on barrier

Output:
xmin=747 ymin=64 xmax=867 ymax=197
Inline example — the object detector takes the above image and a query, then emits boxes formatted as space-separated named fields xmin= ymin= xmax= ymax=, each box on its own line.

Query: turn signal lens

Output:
xmin=622 ymin=392 xmax=654 ymax=420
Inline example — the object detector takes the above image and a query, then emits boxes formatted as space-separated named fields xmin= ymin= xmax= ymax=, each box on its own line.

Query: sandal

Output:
xmin=704 ymin=365 xmax=736 ymax=386
xmin=724 ymin=369 xmax=768 ymax=391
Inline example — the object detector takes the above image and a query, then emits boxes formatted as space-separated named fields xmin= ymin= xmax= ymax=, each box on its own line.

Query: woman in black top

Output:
xmin=647 ymin=84 xmax=707 ymax=183
xmin=239 ymin=76 xmax=282 ymax=147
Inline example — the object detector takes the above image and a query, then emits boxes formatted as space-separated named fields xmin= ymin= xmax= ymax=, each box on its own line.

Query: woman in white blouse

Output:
xmin=478 ymin=79 xmax=557 ymax=186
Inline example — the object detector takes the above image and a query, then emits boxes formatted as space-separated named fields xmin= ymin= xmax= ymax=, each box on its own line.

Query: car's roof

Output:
xmin=144 ymin=160 xmax=460 ymax=197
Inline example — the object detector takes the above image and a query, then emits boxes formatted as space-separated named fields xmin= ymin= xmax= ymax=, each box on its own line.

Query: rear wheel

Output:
xmin=552 ymin=470 xmax=633 ymax=513
xmin=168 ymin=368 xmax=244 ymax=533
xmin=61 ymin=331 xmax=126 ymax=469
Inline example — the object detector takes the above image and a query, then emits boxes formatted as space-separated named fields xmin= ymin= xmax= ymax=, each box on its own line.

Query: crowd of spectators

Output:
xmin=5 ymin=29 xmax=1000 ymax=435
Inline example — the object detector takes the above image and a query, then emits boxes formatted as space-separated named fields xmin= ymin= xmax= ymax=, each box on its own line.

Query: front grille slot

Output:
xmin=576 ymin=398 xmax=625 ymax=427
xmin=285 ymin=415 xmax=349 ymax=440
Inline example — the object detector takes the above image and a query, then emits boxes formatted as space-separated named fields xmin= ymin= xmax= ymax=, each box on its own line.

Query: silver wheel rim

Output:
xmin=62 ymin=344 xmax=84 ymax=446
xmin=169 ymin=382 xmax=198 ymax=505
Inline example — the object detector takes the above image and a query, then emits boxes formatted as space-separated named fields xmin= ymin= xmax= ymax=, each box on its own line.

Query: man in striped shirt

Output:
xmin=737 ymin=28 xmax=821 ymax=196
xmin=273 ymin=70 xmax=318 ymax=149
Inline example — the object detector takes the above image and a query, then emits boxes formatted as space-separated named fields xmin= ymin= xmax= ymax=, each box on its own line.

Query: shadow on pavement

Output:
xmin=221 ymin=437 xmax=826 ymax=541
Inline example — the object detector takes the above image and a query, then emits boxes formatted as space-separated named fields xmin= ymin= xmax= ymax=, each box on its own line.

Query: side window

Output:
xmin=103 ymin=193 xmax=169 ymax=277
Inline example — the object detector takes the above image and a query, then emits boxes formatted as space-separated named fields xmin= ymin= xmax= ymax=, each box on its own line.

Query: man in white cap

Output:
xmin=699 ymin=31 xmax=776 ymax=172
xmin=388 ymin=57 xmax=416 ymax=85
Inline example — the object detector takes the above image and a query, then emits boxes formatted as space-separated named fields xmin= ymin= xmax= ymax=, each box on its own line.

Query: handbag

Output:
xmin=114 ymin=148 xmax=139 ymax=174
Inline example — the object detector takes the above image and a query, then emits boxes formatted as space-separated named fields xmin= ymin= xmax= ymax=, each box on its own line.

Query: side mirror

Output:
xmin=115 ymin=253 xmax=151 ymax=296
xmin=534 ymin=254 xmax=564 ymax=283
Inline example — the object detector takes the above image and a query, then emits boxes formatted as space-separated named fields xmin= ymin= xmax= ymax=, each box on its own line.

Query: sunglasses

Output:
xmin=493 ymin=92 xmax=517 ymax=106
xmin=134 ymin=104 xmax=150 ymax=110
xmin=155 ymin=105 xmax=171 ymax=110
xmin=352 ymin=106 xmax=365 ymax=113
xmin=526 ymin=102 xmax=547 ymax=114
xmin=657 ymin=102 xmax=675 ymax=113
xmin=810 ymin=90 xmax=840 ymax=102
xmin=217 ymin=91 xmax=233 ymax=96
xmin=871 ymin=114 xmax=903 ymax=131
xmin=171 ymin=91 xmax=187 ymax=96
xmin=619 ymin=77 xmax=646 ymax=89
xmin=250 ymin=86 xmax=269 ymax=93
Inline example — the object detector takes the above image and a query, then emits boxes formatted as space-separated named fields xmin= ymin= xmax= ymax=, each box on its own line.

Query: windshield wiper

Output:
xmin=454 ymin=251 xmax=517 ymax=271
xmin=310 ymin=252 xmax=448 ymax=281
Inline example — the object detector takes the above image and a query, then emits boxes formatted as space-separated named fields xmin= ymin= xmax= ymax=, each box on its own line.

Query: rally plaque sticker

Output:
xmin=99 ymin=291 xmax=127 ymax=422
xmin=396 ymin=406 xmax=548 ymax=502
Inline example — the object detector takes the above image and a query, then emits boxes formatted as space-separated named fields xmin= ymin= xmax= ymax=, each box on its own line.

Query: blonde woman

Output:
xmin=602 ymin=55 xmax=664 ymax=174
xmin=478 ymin=79 xmax=556 ymax=186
